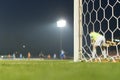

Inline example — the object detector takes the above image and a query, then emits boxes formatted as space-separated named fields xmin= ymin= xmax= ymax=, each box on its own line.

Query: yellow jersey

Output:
xmin=90 ymin=32 xmax=102 ymax=41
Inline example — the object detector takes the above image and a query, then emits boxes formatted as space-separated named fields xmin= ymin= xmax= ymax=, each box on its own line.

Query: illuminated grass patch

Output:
xmin=0 ymin=60 xmax=120 ymax=80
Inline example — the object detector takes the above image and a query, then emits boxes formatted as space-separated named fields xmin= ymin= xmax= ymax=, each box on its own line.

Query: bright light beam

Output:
xmin=57 ymin=19 xmax=66 ymax=27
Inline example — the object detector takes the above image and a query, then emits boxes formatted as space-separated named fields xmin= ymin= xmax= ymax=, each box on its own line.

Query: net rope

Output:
xmin=82 ymin=0 xmax=120 ymax=62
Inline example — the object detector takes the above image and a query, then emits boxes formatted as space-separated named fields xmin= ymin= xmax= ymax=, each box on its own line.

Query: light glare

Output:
xmin=57 ymin=19 xmax=66 ymax=27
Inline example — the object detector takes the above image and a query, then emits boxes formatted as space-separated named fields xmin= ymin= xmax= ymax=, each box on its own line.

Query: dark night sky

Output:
xmin=0 ymin=0 xmax=73 ymax=57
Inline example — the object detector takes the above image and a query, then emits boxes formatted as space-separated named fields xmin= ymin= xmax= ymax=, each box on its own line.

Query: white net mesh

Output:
xmin=82 ymin=0 xmax=120 ymax=62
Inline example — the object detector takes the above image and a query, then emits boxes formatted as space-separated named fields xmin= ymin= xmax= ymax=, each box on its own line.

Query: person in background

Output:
xmin=20 ymin=53 xmax=22 ymax=59
xmin=28 ymin=52 xmax=31 ymax=60
xmin=60 ymin=50 xmax=65 ymax=59
xmin=13 ymin=53 xmax=15 ymax=59
xmin=47 ymin=54 xmax=51 ymax=59
xmin=8 ymin=53 xmax=11 ymax=59
xmin=53 ymin=53 xmax=57 ymax=59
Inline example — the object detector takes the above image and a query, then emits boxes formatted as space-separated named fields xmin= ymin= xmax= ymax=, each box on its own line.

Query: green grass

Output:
xmin=0 ymin=60 xmax=120 ymax=80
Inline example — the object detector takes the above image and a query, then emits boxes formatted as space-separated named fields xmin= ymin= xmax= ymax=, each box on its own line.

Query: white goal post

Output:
xmin=74 ymin=0 xmax=82 ymax=62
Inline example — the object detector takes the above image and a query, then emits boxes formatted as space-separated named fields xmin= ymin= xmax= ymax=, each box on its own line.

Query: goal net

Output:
xmin=74 ymin=0 xmax=120 ymax=62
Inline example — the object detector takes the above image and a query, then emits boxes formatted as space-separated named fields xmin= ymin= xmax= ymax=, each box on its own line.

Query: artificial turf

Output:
xmin=0 ymin=60 xmax=120 ymax=80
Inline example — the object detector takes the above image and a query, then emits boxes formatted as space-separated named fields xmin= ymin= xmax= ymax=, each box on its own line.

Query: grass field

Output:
xmin=0 ymin=60 xmax=120 ymax=80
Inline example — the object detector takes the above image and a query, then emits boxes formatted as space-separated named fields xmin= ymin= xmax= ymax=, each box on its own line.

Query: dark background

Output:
xmin=0 ymin=0 xmax=73 ymax=57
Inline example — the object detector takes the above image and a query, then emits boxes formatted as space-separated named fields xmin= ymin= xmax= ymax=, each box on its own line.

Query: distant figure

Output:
xmin=47 ymin=54 xmax=51 ymax=59
xmin=53 ymin=53 xmax=57 ymax=59
xmin=60 ymin=50 xmax=65 ymax=59
xmin=13 ymin=53 xmax=15 ymax=59
xmin=8 ymin=53 xmax=11 ymax=59
xmin=28 ymin=52 xmax=31 ymax=59
xmin=90 ymin=31 xmax=106 ymax=59
xmin=20 ymin=53 xmax=22 ymax=59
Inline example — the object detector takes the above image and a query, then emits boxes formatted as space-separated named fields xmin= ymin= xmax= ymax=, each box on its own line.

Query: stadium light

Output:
xmin=57 ymin=19 xmax=66 ymax=28
xmin=57 ymin=19 xmax=66 ymax=52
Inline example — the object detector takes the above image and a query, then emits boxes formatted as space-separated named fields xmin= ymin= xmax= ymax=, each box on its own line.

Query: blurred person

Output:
xmin=28 ymin=52 xmax=31 ymax=59
xmin=20 ymin=53 xmax=22 ymax=59
xmin=8 ymin=53 xmax=11 ymax=59
xmin=13 ymin=53 xmax=15 ymax=59
xmin=47 ymin=54 xmax=51 ymax=59
xmin=53 ymin=53 xmax=57 ymax=59
xmin=60 ymin=50 xmax=65 ymax=59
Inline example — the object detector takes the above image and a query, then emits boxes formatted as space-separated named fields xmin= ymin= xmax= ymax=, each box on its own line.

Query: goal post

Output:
xmin=74 ymin=0 xmax=82 ymax=62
